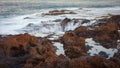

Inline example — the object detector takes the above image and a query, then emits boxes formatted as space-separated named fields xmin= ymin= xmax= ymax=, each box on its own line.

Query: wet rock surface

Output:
xmin=98 ymin=51 xmax=109 ymax=58
xmin=43 ymin=10 xmax=76 ymax=16
xmin=62 ymin=31 xmax=86 ymax=59
xmin=61 ymin=18 xmax=71 ymax=31
xmin=0 ymin=15 xmax=120 ymax=68
xmin=73 ymin=15 xmax=120 ymax=48
xmin=0 ymin=33 xmax=57 ymax=68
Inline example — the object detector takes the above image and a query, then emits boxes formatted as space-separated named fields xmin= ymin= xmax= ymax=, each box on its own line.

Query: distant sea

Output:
xmin=0 ymin=0 xmax=120 ymax=18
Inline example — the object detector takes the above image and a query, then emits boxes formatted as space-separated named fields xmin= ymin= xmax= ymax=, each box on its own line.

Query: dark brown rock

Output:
xmin=89 ymin=56 xmax=119 ymax=68
xmin=43 ymin=10 xmax=76 ymax=16
xmin=74 ymin=26 xmax=93 ymax=38
xmin=93 ymin=21 xmax=119 ymax=48
xmin=98 ymin=51 xmax=108 ymax=58
xmin=0 ymin=33 xmax=40 ymax=57
xmin=73 ymin=15 xmax=120 ymax=48
xmin=62 ymin=31 xmax=86 ymax=59
xmin=81 ymin=19 xmax=90 ymax=24
xmin=61 ymin=18 xmax=71 ymax=31
xmin=69 ymin=57 xmax=91 ymax=68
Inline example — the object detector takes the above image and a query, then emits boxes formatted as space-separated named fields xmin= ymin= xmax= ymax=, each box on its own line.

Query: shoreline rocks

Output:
xmin=42 ymin=10 xmax=76 ymax=16
xmin=0 ymin=15 xmax=120 ymax=68
xmin=62 ymin=31 xmax=86 ymax=59
xmin=73 ymin=15 xmax=120 ymax=48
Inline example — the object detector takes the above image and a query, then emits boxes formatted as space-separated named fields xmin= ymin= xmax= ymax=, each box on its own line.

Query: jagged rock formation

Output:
xmin=43 ymin=10 xmax=76 ymax=15
xmin=0 ymin=15 xmax=120 ymax=68
xmin=0 ymin=33 xmax=57 ymax=68
xmin=73 ymin=15 xmax=120 ymax=48
xmin=62 ymin=31 xmax=86 ymax=59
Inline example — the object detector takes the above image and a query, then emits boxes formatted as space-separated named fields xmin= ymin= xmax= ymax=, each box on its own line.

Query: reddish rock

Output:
xmin=89 ymin=56 xmax=119 ymax=68
xmin=69 ymin=57 xmax=91 ymax=68
xmin=24 ymin=38 xmax=57 ymax=68
xmin=73 ymin=15 xmax=119 ymax=48
xmin=95 ymin=22 xmax=117 ymax=35
xmin=62 ymin=31 xmax=86 ymax=59
xmin=0 ymin=33 xmax=40 ymax=57
xmin=43 ymin=10 xmax=76 ymax=16
xmin=93 ymin=21 xmax=119 ymax=48
xmin=68 ymin=56 xmax=119 ymax=68
xmin=56 ymin=55 xmax=70 ymax=68
xmin=62 ymin=31 xmax=85 ymax=46
xmin=74 ymin=26 xmax=94 ymax=38
xmin=15 ymin=33 xmax=39 ymax=50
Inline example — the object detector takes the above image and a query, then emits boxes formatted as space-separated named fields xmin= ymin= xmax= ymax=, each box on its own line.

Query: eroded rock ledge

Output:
xmin=73 ymin=15 xmax=120 ymax=48
xmin=0 ymin=15 xmax=120 ymax=68
xmin=0 ymin=34 xmax=119 ymax=68
xmin=42 ymin=10 xmax=76 ymax=16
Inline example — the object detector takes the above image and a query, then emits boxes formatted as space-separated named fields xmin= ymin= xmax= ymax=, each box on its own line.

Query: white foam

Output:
xmin=0 ymin=7 xmax=120 ymax=36
xmin=53 ymin=42 xmax=65 ymax=55
xmin=86 ymin=38 xmax=118 ymax=59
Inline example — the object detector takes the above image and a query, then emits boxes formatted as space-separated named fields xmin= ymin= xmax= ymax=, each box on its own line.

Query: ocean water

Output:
xmin=0 ymin=0 xmax=120 ymax=57
xmin=0 ymin=0 xmax=120 ymax=18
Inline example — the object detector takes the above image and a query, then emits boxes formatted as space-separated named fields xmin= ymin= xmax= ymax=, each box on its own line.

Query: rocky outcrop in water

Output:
xmin=0 ymin=33 xmax=39 ymax=57
xmin=0 ymin=33 xmax=57 ymax=68
xmin=0 ymin=33 xmax=120 ymax=68
xmin=43 ymin=10 xmax=76 ymax=16
xmin=61 ymin=18 xmax=71 ymax=31
xmin=73 ymin=15 xmax=120 ymax=48
xmin=0 ymin=15 xmax=120 ymax=68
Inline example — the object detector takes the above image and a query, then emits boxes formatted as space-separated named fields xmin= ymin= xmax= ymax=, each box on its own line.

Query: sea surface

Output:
xmin=0 ymin=0 xmax=120 ymax=18
xmin=0 ymin=0 xmax=120 ymax=58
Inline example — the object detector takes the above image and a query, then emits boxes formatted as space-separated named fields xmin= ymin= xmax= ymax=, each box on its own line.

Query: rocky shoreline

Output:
xmin=0 ymin=15 xmax=120 ymax=68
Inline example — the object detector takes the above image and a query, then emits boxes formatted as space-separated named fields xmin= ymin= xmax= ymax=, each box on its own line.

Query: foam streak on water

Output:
xmin=0 ymin=7 xmax=120 ymax=56
xmin=0 ymin=7 xmax=120 ymax=36
xmin=86 ymin=38 xmax=118 ymax=59
xmin=53 ymin=42 xmax=64 ymax=55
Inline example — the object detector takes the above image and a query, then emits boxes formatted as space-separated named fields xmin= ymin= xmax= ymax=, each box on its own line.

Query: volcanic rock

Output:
xmin=89 ymin=56 xmax=119 ymax=68
xmin=69 ymin=57 xmax=91 ymax=68
xmin=62 ymin=31 xmax=86 ymax=59
xmin=61 ymin=18 xmax=71 ymax=31
xmin=73 ymin=15 xmax=120 ymax=48
xmin=0 ymin=33 xmax=58 ymax=68
xmin=98 ymin=51 xmax=108 ymax=58
xmin=74 ymin=26 xmax=94 ymax=38
xmin=43 ymin=10 xmax=76 ymax=15
xmin=55 ymin=54 xmax=70 ymax=68
xmin=0 ymin=33 xmax=40 ymax=57
xmin=81 ymin=19 xmax=90 ymax=24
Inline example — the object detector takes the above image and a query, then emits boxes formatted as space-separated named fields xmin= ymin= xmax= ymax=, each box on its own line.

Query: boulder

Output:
xmin=93 ymin=20 xmax=119 ymax=48
xmin=98 ymin=51 xmax=108 ymax=58
xmin=0 ymin=33 xmax=58 ymax=68
xmin=62 ymin=31 xmax=86 ymax=59
xmin=73 ymin=15 xmax=120 ymax=48
xmin=74 ymin=26 xmax=93 ymax=38
xmin=0 ymin=33 xmax=39 ymax=57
